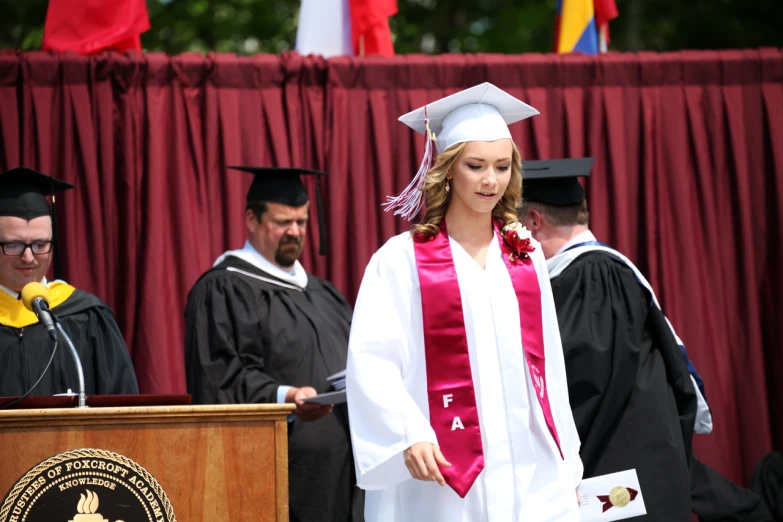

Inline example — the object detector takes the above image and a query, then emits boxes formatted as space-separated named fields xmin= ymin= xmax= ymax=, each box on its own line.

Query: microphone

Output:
xmin=20 ymin=282 xmax=87 ymax=408
xmin=21 ymin=282 xmax=57 ymax=341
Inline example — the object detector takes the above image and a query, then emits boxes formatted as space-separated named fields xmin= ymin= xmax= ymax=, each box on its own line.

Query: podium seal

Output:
xmin=0 ymin=448 xmax=176 ymax=522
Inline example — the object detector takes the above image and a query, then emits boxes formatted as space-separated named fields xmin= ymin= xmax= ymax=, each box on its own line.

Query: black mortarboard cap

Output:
xmin=228 ymin=166 xmax=329 ymax=256
xmin=522 ymin=158 xmax=594 ymax=206
xmin=0 ymin=166 xmax=75 ymax=219
xmin=0 ymin=166 xmax=76 ymax=280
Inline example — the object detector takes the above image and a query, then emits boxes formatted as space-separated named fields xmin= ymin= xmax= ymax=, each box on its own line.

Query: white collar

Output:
xmin=213 ymin=241 xmax=309 ymax=289
xmin=0 ymin=277 xmax=49 ymax=300
xmin=554 ymin=229 xmax=597 ymax=257
xmin=547 ymin=230 xmax=597 ymax=275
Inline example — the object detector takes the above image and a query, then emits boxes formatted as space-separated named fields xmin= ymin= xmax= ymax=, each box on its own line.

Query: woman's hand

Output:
xmin=403 ymin=442 xmax=452 ymax=485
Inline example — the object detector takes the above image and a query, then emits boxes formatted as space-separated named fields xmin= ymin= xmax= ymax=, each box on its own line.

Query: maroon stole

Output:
xmin=413 ymin=220 xmax=562 ymax=498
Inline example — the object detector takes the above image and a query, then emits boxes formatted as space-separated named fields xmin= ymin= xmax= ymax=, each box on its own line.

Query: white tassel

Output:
xmin=382 ymin=113 xmax=437 ymax=221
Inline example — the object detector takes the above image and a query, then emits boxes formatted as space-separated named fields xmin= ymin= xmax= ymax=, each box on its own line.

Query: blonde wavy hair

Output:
xmin=412 ymin=140 xmax=524 ymax=240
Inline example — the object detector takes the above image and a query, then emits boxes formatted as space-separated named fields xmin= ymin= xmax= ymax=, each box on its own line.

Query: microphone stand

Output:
xmin=54 ymin=322 xmax=87 ymax=408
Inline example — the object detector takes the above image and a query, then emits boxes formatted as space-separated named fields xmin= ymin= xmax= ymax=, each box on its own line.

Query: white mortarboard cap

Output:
xmin=398 ymin=82 xmax=539 ymax=153
xmin=384 ymin=83 xmax=539 ymax=221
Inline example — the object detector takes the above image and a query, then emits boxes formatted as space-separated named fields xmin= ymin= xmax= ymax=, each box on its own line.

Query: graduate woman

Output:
xmin=346 ymin=83 xmax=583 ymax=522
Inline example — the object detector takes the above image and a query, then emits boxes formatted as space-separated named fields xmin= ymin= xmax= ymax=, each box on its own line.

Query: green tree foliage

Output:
xmin=0 ymin=0 xmax=780 ymax=54
xmin=144 ymin=0 xmax=299 ymax=54
xmin=1 ymin=0 xmax=48 ymax=50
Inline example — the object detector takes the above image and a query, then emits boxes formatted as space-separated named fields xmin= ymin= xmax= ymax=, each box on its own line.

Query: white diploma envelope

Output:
xmin=577 ymin=469 xmax=647 ymax=522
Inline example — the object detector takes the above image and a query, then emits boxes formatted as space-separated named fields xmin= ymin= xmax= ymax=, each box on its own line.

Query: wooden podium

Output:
xmin=0 ymin=400 xmax=295 ymax=521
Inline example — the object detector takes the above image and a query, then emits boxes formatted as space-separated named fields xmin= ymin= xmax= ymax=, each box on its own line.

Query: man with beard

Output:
xmin=184 ymin=166 xmax=362 ymax=522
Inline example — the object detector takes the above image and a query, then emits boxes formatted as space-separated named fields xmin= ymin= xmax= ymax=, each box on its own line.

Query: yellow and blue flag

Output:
xmin=555 ymin=0 xmax=619 ymax=54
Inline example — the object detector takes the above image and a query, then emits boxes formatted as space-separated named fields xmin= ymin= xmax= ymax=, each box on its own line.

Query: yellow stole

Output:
xmin=0 ymin=281 xmax=77 ymax=328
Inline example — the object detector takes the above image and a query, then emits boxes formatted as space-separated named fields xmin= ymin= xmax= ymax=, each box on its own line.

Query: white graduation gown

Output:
xmin=347 ymin=232 xmax=583 ymax=522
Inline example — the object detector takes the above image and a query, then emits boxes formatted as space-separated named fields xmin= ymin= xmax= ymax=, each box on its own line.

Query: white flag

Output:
xmin=295 ymin=0 xmax=353 ymax=58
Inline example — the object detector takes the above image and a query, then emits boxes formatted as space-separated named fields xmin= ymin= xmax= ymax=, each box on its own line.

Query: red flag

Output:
xmin=593 ymin=0 xmax=619 ymax=45
xmin=42 ymin=0 xmax=150 ymax=54
xmin=349 ymin=0 xmax=398 ymax=57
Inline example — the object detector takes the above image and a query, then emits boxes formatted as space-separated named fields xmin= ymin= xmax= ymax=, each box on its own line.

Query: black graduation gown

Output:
xmin=748 ymin=452 xmax=783 ymax=521
xmin=551 ymin=251 xmax=697 ymax=521
xmin=552 ymin=251 xmax=764 ymax=521
xmin=0 ymin=289 xmax=139 ymax=397
xmin=184 ymin=256 xmax=360 ymax=522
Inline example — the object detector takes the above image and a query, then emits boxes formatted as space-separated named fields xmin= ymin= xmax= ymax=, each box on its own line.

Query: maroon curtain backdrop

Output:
xmin=0 ymin=48 xmax=781 ymax=486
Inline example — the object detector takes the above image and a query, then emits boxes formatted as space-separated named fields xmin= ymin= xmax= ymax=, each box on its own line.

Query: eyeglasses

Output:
xmin=0 ymin=241 xmax=54 ymax=256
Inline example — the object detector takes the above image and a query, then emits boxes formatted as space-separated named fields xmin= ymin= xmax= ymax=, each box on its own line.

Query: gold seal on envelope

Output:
xmin=608 ymin=486 xmax=632 ymax=507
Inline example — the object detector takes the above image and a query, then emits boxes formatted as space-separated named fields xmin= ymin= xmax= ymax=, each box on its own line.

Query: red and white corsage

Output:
xmin=502 ymin=222 xmax=535 ymax=263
